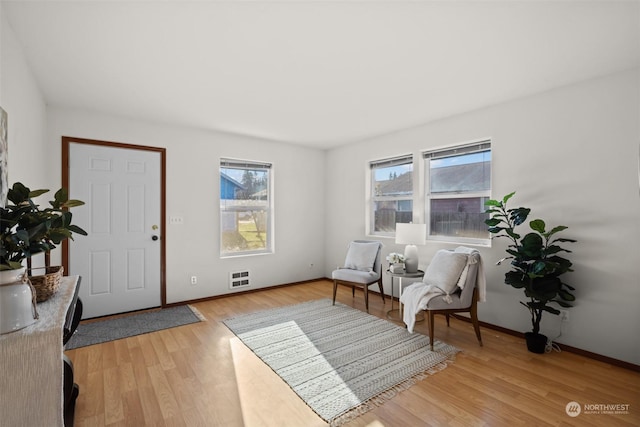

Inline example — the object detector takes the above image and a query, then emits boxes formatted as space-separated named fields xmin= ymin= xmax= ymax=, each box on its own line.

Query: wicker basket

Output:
xmin=29 ymin=266 xmax=64 ymax=303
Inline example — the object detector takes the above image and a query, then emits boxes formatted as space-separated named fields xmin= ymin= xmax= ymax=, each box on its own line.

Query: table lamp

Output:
xmin=395 ymin=223 xmax=426 ymax=273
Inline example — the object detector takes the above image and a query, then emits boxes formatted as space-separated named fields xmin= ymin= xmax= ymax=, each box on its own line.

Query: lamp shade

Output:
xmin=395 ymin=223 xmax=426 ymax=245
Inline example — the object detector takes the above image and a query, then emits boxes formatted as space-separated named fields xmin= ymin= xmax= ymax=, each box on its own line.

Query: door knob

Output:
xmin=152 ymin=235 xmax=159 ymax=241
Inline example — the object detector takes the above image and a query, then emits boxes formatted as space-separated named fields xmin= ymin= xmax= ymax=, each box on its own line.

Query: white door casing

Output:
xmin=65 ymin=139 xmax=164 ymax=318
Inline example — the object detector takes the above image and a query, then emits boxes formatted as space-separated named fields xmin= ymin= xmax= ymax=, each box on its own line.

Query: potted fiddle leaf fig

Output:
xmin=485 ymin=192 xmax=576 ymax=354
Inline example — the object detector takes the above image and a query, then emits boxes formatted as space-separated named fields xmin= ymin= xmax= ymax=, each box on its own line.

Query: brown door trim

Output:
xmin=61 ymin=136 xmax=167 ymax=308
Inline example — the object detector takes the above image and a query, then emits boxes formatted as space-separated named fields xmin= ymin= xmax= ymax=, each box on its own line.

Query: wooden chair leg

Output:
xmin=428 ymin=311 xmax=435 ymax=351
xmin=470 ymin=303 xmax=483 ymax=347
xmin=364 ymin=286 xmax=369 ymax=313
xmin=352 ymin=286 xmax=355 ymax=297
xmin=332 ymin=281 xmax=338 ymax=305
xmin=445 ymin=314 xmax=450 ymax=327
xmin=377 ymin=280 xmax=385 ymax=304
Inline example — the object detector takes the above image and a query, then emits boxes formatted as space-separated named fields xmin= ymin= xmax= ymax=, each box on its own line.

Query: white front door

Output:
xmin=67 ymin=141 xmax=163 ymax=318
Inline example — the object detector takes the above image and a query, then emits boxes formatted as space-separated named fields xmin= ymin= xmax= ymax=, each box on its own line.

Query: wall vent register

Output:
xmin=230 ymin=270 xmax=250 ymax=289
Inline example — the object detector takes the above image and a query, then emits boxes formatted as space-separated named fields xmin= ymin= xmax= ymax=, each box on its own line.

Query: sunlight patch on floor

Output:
xmin=229 ymin=325 xmax=328 ymax=427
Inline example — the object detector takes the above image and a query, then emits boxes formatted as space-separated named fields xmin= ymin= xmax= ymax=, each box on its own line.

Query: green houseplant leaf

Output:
xmin=0 ymin=182 xmax=88 ymax=270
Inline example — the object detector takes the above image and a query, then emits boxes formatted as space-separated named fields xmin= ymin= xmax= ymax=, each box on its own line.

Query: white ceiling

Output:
xmin=3 ymin=1 xmax=639 ymax=149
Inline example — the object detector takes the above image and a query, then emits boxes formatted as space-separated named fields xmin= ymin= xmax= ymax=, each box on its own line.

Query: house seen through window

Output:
xmin=423 ymin=141 xmax=491 ymax=244
xmin=370 ymin=155 xmax=413 ymax=235
xmin=220 ymin=159 xmax=272 ymax=256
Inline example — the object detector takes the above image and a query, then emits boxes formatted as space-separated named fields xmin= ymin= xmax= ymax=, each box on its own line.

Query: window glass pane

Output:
xmin=374 ymin=200 xmax=413 ymax=232
xmin=430 ymin=150 xmax=491 ymax=193
xmin=370 ymin=156 xmax=413 ymax=235
xmin=221 ymin=209 xmax=269 ymax=253
xmin=424 ymin=141 xmax=491 ymax=243
xmin=429 ymin=197 xmax=489 ymax=239
xmin=373 ymin=164 xmax=412 ymax=197
xmin=220 ymin=164 xmax=271 ymax=256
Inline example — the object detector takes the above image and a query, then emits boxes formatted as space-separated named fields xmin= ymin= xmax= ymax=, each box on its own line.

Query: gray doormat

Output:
xmin=65 ymin=305 xmax=205 ymax=350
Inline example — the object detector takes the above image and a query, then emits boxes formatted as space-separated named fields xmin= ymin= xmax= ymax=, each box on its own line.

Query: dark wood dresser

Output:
xmin=0 ymin=275 xmax=81 ymax=427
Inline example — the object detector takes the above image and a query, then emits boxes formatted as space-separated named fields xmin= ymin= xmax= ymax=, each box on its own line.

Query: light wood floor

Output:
xmin=65 ymin=280 xmax=640 ymax=427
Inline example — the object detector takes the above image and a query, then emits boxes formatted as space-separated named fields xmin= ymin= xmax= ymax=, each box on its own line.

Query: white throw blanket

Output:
xmin=400 ymin=282 xmax=445 ymax=333
xmin=454 ymin=246 xmax=486 ymax=303
xmin=400 ymin=247 xmax=486 ymax=333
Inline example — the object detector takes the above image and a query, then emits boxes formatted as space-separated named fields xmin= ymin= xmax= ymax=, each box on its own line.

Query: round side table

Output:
xmin=386 ymin=269 xmax=425 ymax=323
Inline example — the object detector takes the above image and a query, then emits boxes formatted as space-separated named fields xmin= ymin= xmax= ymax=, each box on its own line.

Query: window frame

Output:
xmin=219 ymin=158 xmax=274 ymax=257
xmin=423 ymin=140 xmax=492 ymax=246
xmin=368 ymin=154 xmax=414 ymax=237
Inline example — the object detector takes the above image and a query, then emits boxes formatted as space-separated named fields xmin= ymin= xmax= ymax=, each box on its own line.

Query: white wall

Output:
xmin=0 ymin=8 xmax=48 ymax=189
xmin=46 ymin=108 xmax=326 ymax=304
xmin=0 ymin=7 xmax=49 ymax=268
xmin=325 ymin=68 xmax=640 ymax=365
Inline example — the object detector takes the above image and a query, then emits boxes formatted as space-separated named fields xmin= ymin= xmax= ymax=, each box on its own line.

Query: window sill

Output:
xmin=220 ymin=251 xmax=274 ymax=259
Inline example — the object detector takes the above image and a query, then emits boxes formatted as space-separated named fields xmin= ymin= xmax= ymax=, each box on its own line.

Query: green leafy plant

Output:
xmin=0 ymin=182 xmax=87 ymax=271
xmin=485 ymin=192 xmax=576 ymax=335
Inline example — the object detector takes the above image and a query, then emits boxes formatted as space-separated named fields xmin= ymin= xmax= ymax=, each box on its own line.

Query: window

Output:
xmin=220 ymin=158 xmax=272 ymax=256
xmin=370 ymin=155 xmax=413 ymax=235
xmin=423 ymin=141 xmax=491 ymax=244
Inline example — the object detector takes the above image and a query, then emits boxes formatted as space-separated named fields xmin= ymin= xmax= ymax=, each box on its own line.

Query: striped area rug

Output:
xmin=223 ymin=299 xmax=458 ymax=426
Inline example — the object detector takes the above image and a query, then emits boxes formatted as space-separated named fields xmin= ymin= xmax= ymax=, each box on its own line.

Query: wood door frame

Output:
xmin=61 ymin=136 xmax=167 ymax=308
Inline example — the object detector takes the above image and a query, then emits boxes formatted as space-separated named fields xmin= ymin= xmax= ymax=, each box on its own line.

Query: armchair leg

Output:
xmin=364 ymin=286 xmax=369 ymax=313
xmin=352 ymin=286 xmax=355 ymax=298
xmin=377 ymin=280 xmax=385 ymax=305
xmin=445 ymin=314 xmax=450 ymax=327
xmin=332 ymin=281 xmax=338 ymax=305
xmin=428 ymin=311 xmax=435 ymax=351
xmin=470 ymin=303 xmax=483 ymax=347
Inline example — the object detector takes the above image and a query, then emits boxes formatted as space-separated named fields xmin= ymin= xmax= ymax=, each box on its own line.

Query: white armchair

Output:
xmin=401 ymin=247 xmax=485 ymax=350
xmin=332 ymin=240 xmax=385 ymax=313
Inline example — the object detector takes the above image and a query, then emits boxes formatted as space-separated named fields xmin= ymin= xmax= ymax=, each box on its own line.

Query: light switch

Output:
xmin=169 ymin=216 xmax=184 ymax=225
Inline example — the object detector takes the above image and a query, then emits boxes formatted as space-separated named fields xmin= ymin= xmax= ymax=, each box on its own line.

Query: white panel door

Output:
xmin=68 ymin=143 xmax=162 ymax=318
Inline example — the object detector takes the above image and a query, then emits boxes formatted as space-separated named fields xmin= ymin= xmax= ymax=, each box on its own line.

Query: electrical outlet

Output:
xmin=190 ymin=276 xmax=197 ymax=285
xmin=560 ymin=310 xmax=569 ymax=322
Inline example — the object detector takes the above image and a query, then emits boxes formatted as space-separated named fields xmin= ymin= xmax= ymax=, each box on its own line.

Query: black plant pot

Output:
xmin=524 ymin=332 xmax=547 ymax=354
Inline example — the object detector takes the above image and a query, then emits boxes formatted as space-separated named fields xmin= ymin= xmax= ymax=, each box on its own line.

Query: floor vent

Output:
xmin=229 ymin=270 xmax=250 ymax=289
